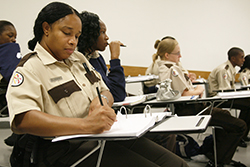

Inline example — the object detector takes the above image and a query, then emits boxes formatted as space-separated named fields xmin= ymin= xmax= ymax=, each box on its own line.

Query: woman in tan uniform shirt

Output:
xmin=6 ymin=2 xmax=189 ymax=167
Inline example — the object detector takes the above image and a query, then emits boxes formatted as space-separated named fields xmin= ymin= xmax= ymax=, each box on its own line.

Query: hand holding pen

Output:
xmin=108 ymin=41 xmax=126 ymax=60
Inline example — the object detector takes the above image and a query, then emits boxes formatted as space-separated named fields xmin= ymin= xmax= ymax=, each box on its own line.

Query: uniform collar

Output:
xmin=158 ymin=60 xmax=176 ymax=66
xmin=34 ymin=43 xmax=80 ymax=65
xmin=85 ymin=51 xmax=100 ymax=60
xmin=226 ymin=60 xmax=236 ymax=74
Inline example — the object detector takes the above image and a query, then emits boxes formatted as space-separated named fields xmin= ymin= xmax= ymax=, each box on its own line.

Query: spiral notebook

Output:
xmin=52 ymin=111 xmax=169 ymax=142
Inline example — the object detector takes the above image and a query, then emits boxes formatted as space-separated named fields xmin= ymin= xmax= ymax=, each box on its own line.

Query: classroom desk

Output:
xmin=53 ymin=113 xmax=211 ymax=167
xmin=144 ymin=95 xmax=225 ymax=115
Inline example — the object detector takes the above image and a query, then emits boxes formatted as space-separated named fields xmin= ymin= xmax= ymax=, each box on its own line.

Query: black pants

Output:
xmin=36 ymin=137 xmax=188 ymax=167
xmin=215 ymin=98 xmax=250 ymax=139
xmin=174 ymin=103 xmax=247 ymax=164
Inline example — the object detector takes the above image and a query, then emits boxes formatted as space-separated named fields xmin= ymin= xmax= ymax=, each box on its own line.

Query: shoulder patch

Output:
xmin=243 ymin=69 xmax=246 ymax=72
xmin=11 ymin=72 xmax=24 ymax=87
xmin=225 ymin=65 xmax=229 ymax=70
xmin=17 ymin=52 xmax=37 ymax=67
xmin=165 ymin=64 xmax=173 ymax=68
xmin=172 ymin=69 xmax=179 ymax=77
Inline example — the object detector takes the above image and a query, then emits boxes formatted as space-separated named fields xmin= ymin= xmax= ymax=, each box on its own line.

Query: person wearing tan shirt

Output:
xmin=208 ymin=47 xmax=250 ymax=146
xmin=6 ymin=2 xmax=189 ymax=167
xmin=154 ymin=36 xmax=247 ymax=167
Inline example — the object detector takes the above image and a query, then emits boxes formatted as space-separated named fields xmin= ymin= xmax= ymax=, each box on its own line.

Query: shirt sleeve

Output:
xmin=216 ymin=69 xmax=232 ymax=90
xmin=90 ymin=55 xmax=126 ymax=102
xmin=107 ymin=59 xmax=126 ymax=102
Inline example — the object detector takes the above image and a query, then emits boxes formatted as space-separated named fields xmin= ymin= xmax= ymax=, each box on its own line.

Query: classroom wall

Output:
xmin=1 ymin=0 xmax=250 ymax=72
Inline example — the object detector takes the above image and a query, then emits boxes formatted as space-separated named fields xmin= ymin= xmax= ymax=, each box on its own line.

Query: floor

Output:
xmin=0 ymin=116 xmax=250 ymax=167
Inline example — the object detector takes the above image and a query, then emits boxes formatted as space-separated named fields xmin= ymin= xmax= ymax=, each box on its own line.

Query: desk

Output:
xmin=53 ymin=113 xmax=211 ymax=167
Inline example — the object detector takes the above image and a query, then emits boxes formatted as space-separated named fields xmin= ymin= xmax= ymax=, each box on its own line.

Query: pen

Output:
xmin=96 ymin=87 xmax=103 ymax=106
xmin=82 ymin=63 xmax=90 ymax=73
xmin=107 ymin=43 xmax=126 ymax=47
xmin=190 ymin=95 xmax=195 ymax=99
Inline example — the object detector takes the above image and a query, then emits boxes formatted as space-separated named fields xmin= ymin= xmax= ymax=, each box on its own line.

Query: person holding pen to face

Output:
xmin=6 ymin=2 xmax=189 ymax=166
xmin=77 ymin=11 xmax=126 ymax=102
xmin=150 ymin=36 xmax=247 ymax=167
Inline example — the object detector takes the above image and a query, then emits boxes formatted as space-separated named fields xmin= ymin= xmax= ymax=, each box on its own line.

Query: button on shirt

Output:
xmin=157 ymin=60 xmax=193 ymax=94
xmin=208 ymin=60 xmax=236 ymax=96
xmin=6 ymin=43 xmax=109 ymax=127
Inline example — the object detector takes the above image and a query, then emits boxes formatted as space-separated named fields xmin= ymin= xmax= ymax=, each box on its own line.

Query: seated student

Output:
xmin=207 ymin=47 xmax=250 ymax=146
xmin=151 ymin=36 xmax=247 ymax=167
xmin=77 ymin=11 xmax=126 ymax=102
xmin=238 ymin=54 xmax=250 ymax=86
xmin=6 ymin=2 xmax=189 ymax=167
xmin=77 ymin=11 xmax=177 ymax=153
xmin=0 ymin=20 xmax=22 ymax=146
xmin=144 ymin=36 xmax=196 ymax=94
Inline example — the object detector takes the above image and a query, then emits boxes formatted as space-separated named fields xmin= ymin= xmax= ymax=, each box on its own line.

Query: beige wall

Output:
xmin=1 ymin=0 xmax=250 ymax=72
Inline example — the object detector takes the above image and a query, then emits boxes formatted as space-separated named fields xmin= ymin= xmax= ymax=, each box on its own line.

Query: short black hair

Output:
xmin=0 ymin=20 xmax=14 ymax=35
xmin=28 ymin=2 xmax=80 ymax=51
xmin=228 ymin=47 xmax=244 ymax=60
xmin=77 ymin=11 xmax=100 ymax=54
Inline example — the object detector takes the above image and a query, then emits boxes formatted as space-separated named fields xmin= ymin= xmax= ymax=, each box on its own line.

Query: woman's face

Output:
xmin=41 ymin=14 xmax=82 ymax=61
xmin=0 ymin=25 xmax=17 ymax=45
xmin=94 ymin=20 xmax=109 ymax=52
xmin=167 ymin=44 xmax=181 ymax=63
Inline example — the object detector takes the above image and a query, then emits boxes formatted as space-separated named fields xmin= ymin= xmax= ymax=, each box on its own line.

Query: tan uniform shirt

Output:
xmin=157 ymin=60 xmax=194 ymax=94
xmin=144 ymin=57 xmax=188 ymax=87
xmin=208 ymin=60 xmax=236 ymax=96
xmin=144 ymin=58 xmax=161 ymax=87
xmin=6 ymin=43 xmax=109 ymax=127
xmin=239 ymin=68 xmax=250 ymax=86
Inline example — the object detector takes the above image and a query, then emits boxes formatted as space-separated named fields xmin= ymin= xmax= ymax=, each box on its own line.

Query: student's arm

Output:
xmin=106 ymin=41 xmax=126 ymax=102
xmin=182 ymin=85 xmax=204 ymax=97
xmin=12 ymin=102 xmax=116 ymax=137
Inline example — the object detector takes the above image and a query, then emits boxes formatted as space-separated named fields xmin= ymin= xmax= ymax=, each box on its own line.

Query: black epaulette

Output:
xmin=17 ymin=52 xmax=37 ymax=67
xmin=164 ymin=64 xmax=173 ymax=68
xmin=243 ymin=69 xmax=246 ymax=72
xmin=184 ymin=73 xmax=190 ymax=81
xmin=225 ymin=65 xmax=229 ymax=70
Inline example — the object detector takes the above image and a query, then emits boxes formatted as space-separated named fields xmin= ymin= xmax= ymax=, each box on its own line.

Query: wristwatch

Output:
xmin=101 ymin=94 xmax=109 ymax=104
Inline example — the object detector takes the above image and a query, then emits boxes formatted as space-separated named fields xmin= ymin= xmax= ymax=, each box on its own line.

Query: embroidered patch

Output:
xmin=12 ymin=72 xmax=24 ymax=87
xmin=223 ymin=73 xmax=228 ymax=79
xmin=172 ymin=69 xmax=179 ymax=77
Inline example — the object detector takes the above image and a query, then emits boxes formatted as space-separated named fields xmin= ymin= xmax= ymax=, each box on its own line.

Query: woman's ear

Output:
xmin=164 ymin=52 xmax=169 ymax=59
xmin=42 ymin=22 xmax=50 ymax=36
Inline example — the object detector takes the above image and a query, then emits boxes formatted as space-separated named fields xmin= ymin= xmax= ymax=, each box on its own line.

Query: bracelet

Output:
xmin=101 ymin=94 xmax=109 ymax=104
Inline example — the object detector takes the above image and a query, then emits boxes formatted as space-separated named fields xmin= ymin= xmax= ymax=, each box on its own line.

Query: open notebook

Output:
xmin=150 ymin=115 xmax=211 ymax=133
xmin=52 ymin=111 xmax=169 ymax=142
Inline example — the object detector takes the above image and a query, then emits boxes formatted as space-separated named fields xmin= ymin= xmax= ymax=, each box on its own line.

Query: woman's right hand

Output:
xmin=85 ymin=104 xmax=116 ymax=134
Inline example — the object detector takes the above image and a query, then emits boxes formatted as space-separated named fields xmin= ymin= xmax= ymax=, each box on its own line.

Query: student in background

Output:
xmin=6 ymin=2 xmax=189 ymax=166
xmin=151 ymin=36 xmax=247 ymax=167
xmin=77 ymin=11 xmax=126 ymax=102
xmin=0 ymin=20 xmax=22 ymax=146
xmin=78 ymin=12 xmax=178 ymax=153
xmin=144 ymin=36 xmax=196 ymax=94
xmin=208 ymin=47 xmax=250 ymax=147
xmin=238 ymin=54 xmax=250 ymax=86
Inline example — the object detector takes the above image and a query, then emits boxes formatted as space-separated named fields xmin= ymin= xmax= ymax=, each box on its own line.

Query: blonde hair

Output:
xmin=152 ymin=38 xmax=178 ymax=62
